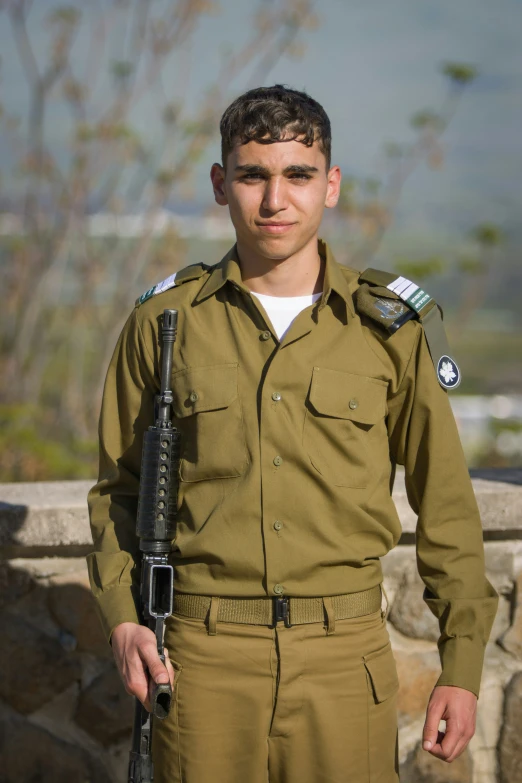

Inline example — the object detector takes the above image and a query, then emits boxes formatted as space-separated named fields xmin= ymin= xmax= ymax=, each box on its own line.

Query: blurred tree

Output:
xmin=0 ymin=0 xmax=318 ymax=478
xmin=336 ymin=61 xmax=480 ymax=272
xmin=394 ymin=256 xmax=445 ymax=282
xmin=453 ymin=221 xmax=504 ymax=329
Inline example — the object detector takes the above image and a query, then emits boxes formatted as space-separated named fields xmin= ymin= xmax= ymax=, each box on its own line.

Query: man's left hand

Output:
xmin=422 ymin=685 xmax=477 ymax=762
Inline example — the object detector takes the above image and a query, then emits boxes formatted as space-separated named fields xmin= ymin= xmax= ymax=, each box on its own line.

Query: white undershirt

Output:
xmin=251 ymin=291 xmax=323 ymax=340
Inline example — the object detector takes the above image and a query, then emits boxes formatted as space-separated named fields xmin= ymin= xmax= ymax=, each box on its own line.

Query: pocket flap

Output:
xmin=363 ymin=642 xmax=399 ymax=703
xmin=172 ymin=363 xmax=238 ymax=417
xmin=309 ymin=367 xmax=387 ymax=424
xmin=168 ymin=658 xmax=183 ymax=679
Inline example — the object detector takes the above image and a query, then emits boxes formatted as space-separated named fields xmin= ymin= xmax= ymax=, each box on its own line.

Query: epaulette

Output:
xmin=356 ymin=268 xmax=461 ymax=390
xmin=135 ymin=263 xmax=208 ymax=307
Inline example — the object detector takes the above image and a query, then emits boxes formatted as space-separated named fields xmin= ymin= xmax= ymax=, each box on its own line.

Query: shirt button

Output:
xmin=260 ymin=330 xmax=271 ymax=341
xmin=349 ymin=398 xmax=359 ymax=410
xmin=273 ymin=584 xmax=284 ymax=595
xmin=274 ymin=520 xmax=283 ymax=531
xmin=273 ymin=456 xmax=283 ymax=466
xmin=189 ymin=391 xmax=199 ymax=403
xmin=272 ymin=392 xmax=282 ymax=401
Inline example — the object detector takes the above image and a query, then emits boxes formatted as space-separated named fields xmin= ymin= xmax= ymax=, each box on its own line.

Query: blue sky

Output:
xmin=1 ymin=0 xmax=521 ymax=241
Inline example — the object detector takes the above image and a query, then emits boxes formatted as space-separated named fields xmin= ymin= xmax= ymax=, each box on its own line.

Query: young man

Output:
xmin=87 ymin=85 xmax=498 ymax=782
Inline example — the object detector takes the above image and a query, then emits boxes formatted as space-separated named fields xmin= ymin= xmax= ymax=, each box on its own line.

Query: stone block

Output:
xmin=475 ymin=668 xmax=507 ymax=755
xmin=0 ymin=561 xmax=37 ymax=609
xmin=48 ymin=573 xmax=112 ymax=658
xmin=470 ymin=748 xmax=498 ymax=783
xmin=389 ymin=563 xmax=440 ymax=642
xmin=0 ymin=479 xmax=93 ymax=551
xmin=395 ymin=647 xmax=441 ymax=727
xmin=498 ymin=572 xmax=522 ymax=660
xmin=0 ymin=611 xmax=81 ymax=714
xmin=381 ymin=546 xmax=416 ymax=610
xmin=1 ymin=472 xmax=520 ymax=557
xmin=106 ymin=736 xmax=135 ymax=783
xmin=484 ymin=543 xmax=515 ymax=595
xmin=0 ymin=705 xmax=112 ymax=783
xmin=392 ymin=468 xmax=522 ymax=534
xmin=9 ymin=555 xmax=91 ymax=580
xmin=30 ymin=681 xmax=81 ymax=727
xmin=75 ymin=663 xmax=134 ymax=747
xmin=497 ymin=671 xmax=522 ymax=783
xmin=381 ymin=546 xmax=416 ymax=584
xmin=6 ymin=581 xmax=64 ymax=640
xmin=2 ymin=557 xmax=109 ymax=654
xmin=490 ymin=594 xmax=511 ymax=645
xmin=400 ymin=740 xmax=473 ymax=783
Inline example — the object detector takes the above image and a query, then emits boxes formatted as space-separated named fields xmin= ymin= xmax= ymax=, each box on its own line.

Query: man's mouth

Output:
xmin=256 ymin=222 xmax=296 ymax=234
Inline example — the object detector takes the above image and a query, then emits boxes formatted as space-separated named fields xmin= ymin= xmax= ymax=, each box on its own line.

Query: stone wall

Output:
xmin=1 ymin=471 xmax=521 ymax=783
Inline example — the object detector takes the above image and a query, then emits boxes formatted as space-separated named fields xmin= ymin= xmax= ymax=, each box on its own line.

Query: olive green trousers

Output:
xmin=152 ymin=603 xmax=400 ymax=782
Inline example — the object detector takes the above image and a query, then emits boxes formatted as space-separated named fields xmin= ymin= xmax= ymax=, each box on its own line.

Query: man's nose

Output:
xmin=261 ymin=178 xmax=288 ymax=212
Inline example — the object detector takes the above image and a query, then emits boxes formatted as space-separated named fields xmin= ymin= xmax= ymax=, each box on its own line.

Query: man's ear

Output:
xmin=210 ymin=163 xmax=228 ymax=206
xmin=325 ymin=165 xmax=341 ymax=209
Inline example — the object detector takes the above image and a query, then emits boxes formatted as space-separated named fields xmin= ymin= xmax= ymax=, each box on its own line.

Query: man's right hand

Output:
xmin=111 ymin=622 xmax=175 ymax=713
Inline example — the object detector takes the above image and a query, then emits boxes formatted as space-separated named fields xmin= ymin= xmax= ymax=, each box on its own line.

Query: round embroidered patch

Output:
xmin=437 ymin=355 xmax=461 ymax=389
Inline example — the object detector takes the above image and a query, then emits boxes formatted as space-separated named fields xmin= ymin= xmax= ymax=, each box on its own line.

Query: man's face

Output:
xmin=211 ymin=134 xmax=341 ymax=261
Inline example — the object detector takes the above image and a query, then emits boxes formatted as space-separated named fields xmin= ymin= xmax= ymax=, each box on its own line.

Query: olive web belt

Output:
xmin=172 ymin=584 xmax=382 ymax=626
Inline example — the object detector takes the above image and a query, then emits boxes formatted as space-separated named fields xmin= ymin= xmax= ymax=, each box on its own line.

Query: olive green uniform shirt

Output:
xmin=87 ymin=238 xmax=498 ymax=698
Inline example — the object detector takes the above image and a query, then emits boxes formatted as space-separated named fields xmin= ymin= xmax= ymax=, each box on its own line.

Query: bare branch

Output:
xmin=9 ymin=1 xmax=41 ymax=87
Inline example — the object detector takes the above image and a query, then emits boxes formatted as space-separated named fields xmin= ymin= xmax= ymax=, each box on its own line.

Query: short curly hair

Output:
xmin=220 ymin=84 xmax=331 ymax=171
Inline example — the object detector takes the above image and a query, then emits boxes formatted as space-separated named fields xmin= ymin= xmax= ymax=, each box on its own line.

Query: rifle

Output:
xmin=128 ymin=308 xmax=181 ymax=783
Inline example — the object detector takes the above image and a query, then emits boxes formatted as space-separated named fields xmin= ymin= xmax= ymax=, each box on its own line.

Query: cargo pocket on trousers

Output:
xmin=152 ymin=659 xmax=184 ymax=783
xmin=169 ymin=658 xmax=183 ymax=683
xmin=166 ymin=658 xmax=183 ymax=710
xmin=363 ymin=642 xmax=400 ymax=780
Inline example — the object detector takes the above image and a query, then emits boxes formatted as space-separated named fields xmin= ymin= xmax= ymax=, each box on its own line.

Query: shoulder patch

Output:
xmin=357 ymin=268 xmax=436 ymax=332
xmin=437 ymin=355 xmax=461 ymax=389
xmin=135 ymin=263 xmax=208 ymax=307
xmin=357 ymin=267 xmax=461 ymax=389
xmin=359 ymin=268 xmax=434 ymax=316
xmin=421 ymin=305 xmax=462 ymax=390
xmin=355 ymin=280 xmax=417 ymax=334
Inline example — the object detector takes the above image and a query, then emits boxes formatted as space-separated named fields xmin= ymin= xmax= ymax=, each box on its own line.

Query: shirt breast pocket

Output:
xmin=303 ymin=367 xmax=388 ymax=488
xmin=171 ymin=363 xmax=248 ymax=482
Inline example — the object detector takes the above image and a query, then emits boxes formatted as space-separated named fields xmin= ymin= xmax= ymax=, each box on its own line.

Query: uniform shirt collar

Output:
xmin=193 ymin=243 xmax=245 ymax=303
xmin=316 ymin=238 xmax=356 ymax=318
xmin=194 ymin=237 xmax=356 ymax=319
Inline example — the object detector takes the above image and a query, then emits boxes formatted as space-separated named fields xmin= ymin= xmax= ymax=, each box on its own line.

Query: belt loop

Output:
xmin=380 ymin=583 xmax=389 ymax=621
xmin=322 ymin=596 xmax=336 ymax=635
xmin=207 ymin=596 xmax=220 ymax=635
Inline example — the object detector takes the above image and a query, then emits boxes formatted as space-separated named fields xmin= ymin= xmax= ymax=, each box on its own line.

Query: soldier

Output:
xmin=87 ymin=84 xmax=499 ymax=782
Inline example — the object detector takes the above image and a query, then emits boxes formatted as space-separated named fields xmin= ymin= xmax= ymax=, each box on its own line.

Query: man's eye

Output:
xmin=240 ymin=173 xmax=311 ymax=181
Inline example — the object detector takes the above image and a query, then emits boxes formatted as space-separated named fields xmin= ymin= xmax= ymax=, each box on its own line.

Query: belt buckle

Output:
xmin=271 ymin=596 xmax=292 ymax=628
